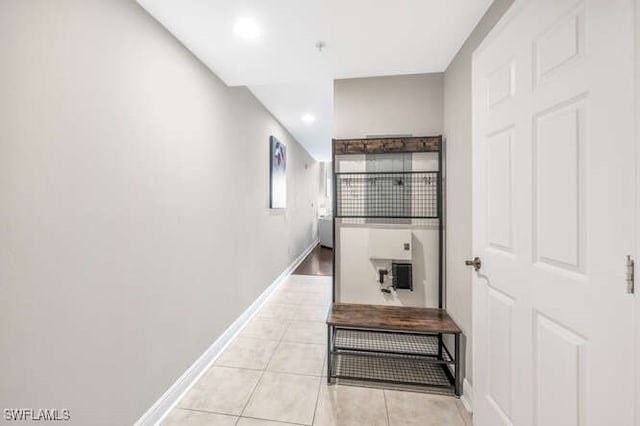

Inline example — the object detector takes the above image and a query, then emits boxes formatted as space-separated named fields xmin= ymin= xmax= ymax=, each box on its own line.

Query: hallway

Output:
xmin=293 ymin=245 xmax=333 ymax=276
xmin=161 ymin=274 xmax=471 ymax=425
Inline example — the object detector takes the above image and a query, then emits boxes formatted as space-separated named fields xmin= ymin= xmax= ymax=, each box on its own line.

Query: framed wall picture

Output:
xmin=269 ymin=136 xmax=286 ymax=208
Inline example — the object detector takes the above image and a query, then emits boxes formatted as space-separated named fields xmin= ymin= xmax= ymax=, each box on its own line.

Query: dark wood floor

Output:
xmin=293 ymin=244 xmax=333 ymax=276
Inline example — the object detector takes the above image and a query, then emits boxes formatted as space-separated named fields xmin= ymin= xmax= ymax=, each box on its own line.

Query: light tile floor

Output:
xmin=162 ymin=275 xmax=472 ymax=426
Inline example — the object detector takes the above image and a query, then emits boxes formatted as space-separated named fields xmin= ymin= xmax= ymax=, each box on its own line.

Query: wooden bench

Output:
xmin=326 ymin=303 xmax=463 ymax=396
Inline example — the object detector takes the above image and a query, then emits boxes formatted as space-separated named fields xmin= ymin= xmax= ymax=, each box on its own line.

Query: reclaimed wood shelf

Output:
xmin=328 ymin=303 xmax=461 ymax=334
xmin=326 ymin=303 xmax=462 ymax=395
xmin=333 ymin=136 xmax=441 ymax=155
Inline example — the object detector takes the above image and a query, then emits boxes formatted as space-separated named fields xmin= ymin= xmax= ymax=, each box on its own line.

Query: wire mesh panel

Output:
xmin=330 ymin=352 xmax=453 ymax=389
xmin=334 ymin=329 xmax=453 ymax=362
xmin=335 ymin=171 xmax=439 ymax=218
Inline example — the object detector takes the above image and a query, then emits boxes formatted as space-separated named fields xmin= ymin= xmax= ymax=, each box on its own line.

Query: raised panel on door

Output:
xmin=487 ymin=287 xmax=515 ymax=425
xmin=533 ymin=97 xmax=586 ymax=272
xmin=487 ymin=129 xmax=514 ymax=254
xmin=487 ymin=61 xmax=515 ymax=108
xmin=534 ymin=312 xmax=586 ymax=426
xmin=533 ymin=4 xmax=585 ymax=86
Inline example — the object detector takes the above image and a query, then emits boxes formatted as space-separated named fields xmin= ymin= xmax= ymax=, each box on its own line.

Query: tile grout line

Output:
xmin=232 ymin=359 xmax=265 ymax=424
xmin=238 ymin=414 xmax=308 ymax=426
xmin=218 ymin=364 xmax=326 ymax=378
xmin=308 ymin=281 xmax=327 ymax=426
xmin=265 ymin=319 xmax=293 ymax=373
xmin=270 ymin=276 xmax=325 ymax=425
xmin=309 ymin=372 xmax=323 ymax=426
xmin=235 ymin=307 xmax=293 ymax=424
xmin=300 ymin=282 xmax=324 ymax=426
xmin=233 ymin=297 xmax=292 ymax=425
xmin=175 ymin=404 xmax=310 ymax=426
xmin=177 ymin=407 xmax=236 ymax=418
xmin=382 ymin=390 xmax=391 ymax=426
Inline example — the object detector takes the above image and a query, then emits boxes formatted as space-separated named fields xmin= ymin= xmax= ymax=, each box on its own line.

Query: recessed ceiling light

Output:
xmin=233 ymin=17 xmax=260 ymax=39
xmin=302 ymin=113 xmax=316 ymax=124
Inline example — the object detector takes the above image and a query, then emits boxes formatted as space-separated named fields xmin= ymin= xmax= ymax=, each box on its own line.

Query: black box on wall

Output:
xmin=392 ymin=262 xmax=413 ymax=291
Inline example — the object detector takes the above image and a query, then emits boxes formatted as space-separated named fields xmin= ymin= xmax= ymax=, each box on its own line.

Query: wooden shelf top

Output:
xmin=333 ymin=136 xmax=441 ymax=155
xmin=327 ymin=303 xmax=462 ymax=335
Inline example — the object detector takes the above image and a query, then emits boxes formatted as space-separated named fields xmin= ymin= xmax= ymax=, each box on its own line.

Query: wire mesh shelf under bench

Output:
xmin=326 ymin=303 xmax=462 ymax=395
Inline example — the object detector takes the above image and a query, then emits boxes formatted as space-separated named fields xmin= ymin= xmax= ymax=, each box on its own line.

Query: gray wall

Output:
xmin=443 ymin=0 xmax=514 ymax=387
xmin=0 ymin=1 xmax=319 ymax=424
xmin=334 ymin=73 xmax=444 ymax=139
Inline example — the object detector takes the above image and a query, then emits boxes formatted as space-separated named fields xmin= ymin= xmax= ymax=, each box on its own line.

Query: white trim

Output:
xmin=135 ymin=239 xmax=319 ymax=426
xmin=460 ymin=379 xmax=473 ymax=413
xmin=634 ymin=1 xmax=640 ymax=425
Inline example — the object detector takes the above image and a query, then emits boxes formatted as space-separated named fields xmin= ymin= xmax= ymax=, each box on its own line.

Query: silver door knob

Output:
xmin=465 ymin=257 xmax=482 ymax=271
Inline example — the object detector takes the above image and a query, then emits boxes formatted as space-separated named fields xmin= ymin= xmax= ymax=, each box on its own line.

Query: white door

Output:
xmin=472 ymin=1 xmax=636 ymax=425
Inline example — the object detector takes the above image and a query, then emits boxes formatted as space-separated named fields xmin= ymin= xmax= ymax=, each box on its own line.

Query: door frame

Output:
xmin=635 ymin=0 xmax=640 ymax=423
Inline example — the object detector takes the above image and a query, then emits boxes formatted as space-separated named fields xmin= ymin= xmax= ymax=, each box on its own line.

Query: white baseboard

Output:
xmin=460 ymin=378 xmax=473 ymax=413
xmin=135 ymin=239 xmax=319 ymax=426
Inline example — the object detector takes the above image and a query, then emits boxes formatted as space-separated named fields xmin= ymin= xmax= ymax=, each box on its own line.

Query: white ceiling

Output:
xmin=137 ymin=0 xmax=493 ymax=160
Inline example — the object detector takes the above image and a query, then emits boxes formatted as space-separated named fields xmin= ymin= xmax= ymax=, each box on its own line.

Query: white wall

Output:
xmin=333 ymin=75 xmax=444 ymax=307
xmin=0 ymin=1 xmax=319 ymax=424
xmin=337 ymin=226 xmax=439 ymax=307
xmin=443 ymin=0 xmax=515 ymax=388
xmin=334 ymin=73 xmax=444 ymax=139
